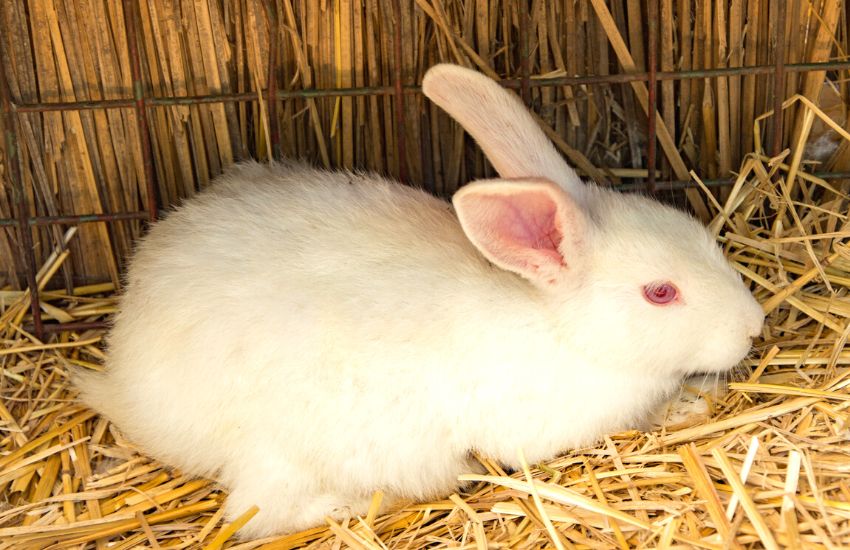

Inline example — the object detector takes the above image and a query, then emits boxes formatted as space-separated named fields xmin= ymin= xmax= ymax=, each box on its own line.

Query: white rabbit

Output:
xmin=75 ymin=64 xmax=764 ymax=538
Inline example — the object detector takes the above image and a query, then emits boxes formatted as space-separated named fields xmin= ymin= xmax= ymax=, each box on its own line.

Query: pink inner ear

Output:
xmin=464 ymin=190 xmax=566 ymax=272
xmin=488 ymin=192 xmax=564 ymax=261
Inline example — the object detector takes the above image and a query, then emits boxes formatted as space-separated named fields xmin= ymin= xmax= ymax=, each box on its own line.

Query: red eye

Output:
xmin=643 ymin=282 xmax=679 ymax=305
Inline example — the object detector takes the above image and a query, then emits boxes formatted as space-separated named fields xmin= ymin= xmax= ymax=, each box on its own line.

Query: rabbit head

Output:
xmin=423 ymin=64 xmax=764 ymax=378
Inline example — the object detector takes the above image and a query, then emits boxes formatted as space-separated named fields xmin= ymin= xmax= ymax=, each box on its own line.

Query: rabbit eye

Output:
xmin=643 ymin=282 xmax=679 ymax=306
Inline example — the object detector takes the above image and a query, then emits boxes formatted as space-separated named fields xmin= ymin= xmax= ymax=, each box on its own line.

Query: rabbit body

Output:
xmin=76 ymin=65 xmax=764 ymax=538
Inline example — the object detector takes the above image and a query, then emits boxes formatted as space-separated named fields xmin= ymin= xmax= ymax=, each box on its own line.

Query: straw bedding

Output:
xmin=1 ymin=97 xmax=850 ymax=548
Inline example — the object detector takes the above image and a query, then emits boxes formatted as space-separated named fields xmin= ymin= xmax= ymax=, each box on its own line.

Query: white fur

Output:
xmin=75 ymin=64 xmax=764 ymax=538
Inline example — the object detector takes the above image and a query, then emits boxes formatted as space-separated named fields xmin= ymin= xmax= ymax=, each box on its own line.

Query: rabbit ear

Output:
xmin=453 ymin=178 xmax=586 ymax=287
xmin=423 ymin=64 xmax=583 ymax=196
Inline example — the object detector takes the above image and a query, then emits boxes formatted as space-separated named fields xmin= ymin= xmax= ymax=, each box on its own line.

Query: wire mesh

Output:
xmin=2 ymin=2 xmax=849 ymax=337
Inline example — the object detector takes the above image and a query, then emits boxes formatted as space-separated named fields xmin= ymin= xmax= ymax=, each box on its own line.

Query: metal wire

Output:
xmin=0 ymin=23 xmax=43 ymax=335
xmin=123 ymin=0 xmax=157 ymax=223
xmin=772 ymin=2 xmax=788 ymax=156
xmin=647 ymin=1 xmax=659 ymax=193
xmin=8 ymin=60 xmax=850 ymax=114
xmin=391 ymin=0 xmax=408 ymax=183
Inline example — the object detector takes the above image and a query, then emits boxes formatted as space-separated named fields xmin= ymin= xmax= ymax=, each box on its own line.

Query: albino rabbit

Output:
xmin=75 ymin=64 xmax=763 ymax=538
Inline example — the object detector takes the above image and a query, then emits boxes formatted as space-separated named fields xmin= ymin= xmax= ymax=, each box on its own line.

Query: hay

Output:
xmin=1 ymin=98 xmax=850 ymax=549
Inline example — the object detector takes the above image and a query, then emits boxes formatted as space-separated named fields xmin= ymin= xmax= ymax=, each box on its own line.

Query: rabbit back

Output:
xmin=76 ymin=162 xmax=524 ymax=511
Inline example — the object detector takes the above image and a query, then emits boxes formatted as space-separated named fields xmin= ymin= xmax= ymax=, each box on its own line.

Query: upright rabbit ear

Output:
xmin=423 ymin=64 xmax=584 ymax=196
xmin=453 ymin=179 xmax=586 ymax=287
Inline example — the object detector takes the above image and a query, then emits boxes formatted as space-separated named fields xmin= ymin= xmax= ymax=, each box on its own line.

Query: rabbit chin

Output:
xmin=682 ymin=338 xmax=753 ymax=375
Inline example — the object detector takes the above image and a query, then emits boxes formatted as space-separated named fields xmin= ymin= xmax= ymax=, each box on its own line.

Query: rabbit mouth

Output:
xmin=675 ymin=361 xmax=739 ymax=379
xmin=678 ymin=352 xmax=752 ymax=381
